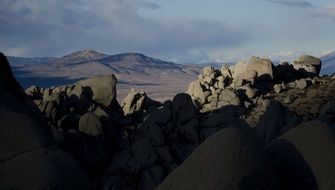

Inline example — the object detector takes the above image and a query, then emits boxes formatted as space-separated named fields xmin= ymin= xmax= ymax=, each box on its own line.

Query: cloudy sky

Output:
xmin=1 ymin=0 xmax=335 ymax=63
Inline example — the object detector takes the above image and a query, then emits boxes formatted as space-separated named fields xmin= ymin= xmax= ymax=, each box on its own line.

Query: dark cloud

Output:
xmin=266 ymin=0 xmax=313 ymax=7
xmin=0 ymin=0 xmax=250 ymax=62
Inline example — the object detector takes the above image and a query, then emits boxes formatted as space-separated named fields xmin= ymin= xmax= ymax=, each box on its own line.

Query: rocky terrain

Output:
xmin=1 ymin=51 xmax=335 ymax=190
xmin=9 ymin=50 xmax=202 ymax=101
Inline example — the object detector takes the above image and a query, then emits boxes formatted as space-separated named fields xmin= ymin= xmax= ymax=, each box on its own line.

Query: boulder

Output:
xmin=218 ymin=89 xmax=240 ymax=106
xmin=187 ymin=81 xmax=210 ymax=105
xmin=172 ymin=93 xmax=196 ymax=126
xmin=74 ymin=75 xmax=118 ymax=108
xmin=248 ymin=56 xmax=275 ymax=81
xmin=0 ymin=77 xmax=89 ymax=189
xmin=202 ymin=66 xmax=215 ymax=76
xmin=295 ymin=79 xmax=308 ymax=90
xmin=157 ymin=127 xmax=279 ymax=190
xmin=233 ymin=70 xmax=258 ymax=87
xmin=144 ymin=102 xmax=172 ymax=127
xmin=132 ymin=138 xmax=158 ymax=169
xmin=0 ymin=146 xmax=89 ymax=190
xmin=78 ymin=112 xmax=104 ymax=137
xmin=230 ymin=61 xmax=249 ymax=79
xmin=139 ymin=123 xmax=166 ymax=147
xmin=293 ymin=55 xmax=321 ymax=77
xmin=240 ymin=83 xmax=257 ymax=99
xmin=273 ymin=84 xmax=282 ymax=94
xmin=122 ymin=89 xmax=161 ymax=116
xmin=255 ymin=101 xmax=301 ymax=144
xmin=0 ymin=90 xmax=53 ymax=161
xmin=176 ymin=118 xmax=199 ymax=144
xmin=266 ymin=121 xmax=335 ymax=190
xmin=25 ymin=85 xmax=41 ymax=100
xmin=0 ymin=52 xmax=28 ymax=103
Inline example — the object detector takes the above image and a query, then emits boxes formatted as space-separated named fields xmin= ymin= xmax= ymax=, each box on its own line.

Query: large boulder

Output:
xmin=0 ymin=146 xmax=89 ymax=190
xmin=186 ymin=80 xmax=210 ymax=106
xmin=230 ymin=61 xmax=249 ymax=79
xmin=157 ymin=126 xmax=279 ymax=190
xmin=231 ymin=56 xmax=275 ymax=83
xmin=0 ymin=90 xmax=89 ymax=189
xmin=0 ymin=53 xmax=89 ymax=189
xmin=0 ymin=52 xmax=27 ymax=102
xmin=248 ymin=56 xmax=275 ymax=81
xmin=266 ymin=121 xmax=335 ymax=190
xmin=74 ymin=75 xmax=117 ymax=108
xmin=255 ymin=101 xmax=301 ymax=144
xmin=172 ymin=93 xmax=196 ymax=127
xmin=293 ymin=55 xmax=321 ymax=77
xmin=0 ymin=89 xmax=53 ymax=161
xmin=233 ymin=70 xmax=258 ymax=87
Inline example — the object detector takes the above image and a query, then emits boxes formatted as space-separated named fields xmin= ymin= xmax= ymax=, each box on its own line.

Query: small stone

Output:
xmin=273 ymin=84 xmax=282 ymax=94
xmin=295 ymin=79 xmax=308 ymax=90
xmin=283 ymin=95 xmax=294 ymax=104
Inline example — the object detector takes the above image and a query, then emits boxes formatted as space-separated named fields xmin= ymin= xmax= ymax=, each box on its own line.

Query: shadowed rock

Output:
xmin=266 ymin=121 xmax=335 ymax=190
xmin=157 ymin=126 xmax=279 ymax=190
xmin=0 ymin=53 xmax=89 ymax=189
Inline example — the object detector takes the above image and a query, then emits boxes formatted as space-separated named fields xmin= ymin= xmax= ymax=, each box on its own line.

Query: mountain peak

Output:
xmin=62 ymin=49 xmax=108 ymax=61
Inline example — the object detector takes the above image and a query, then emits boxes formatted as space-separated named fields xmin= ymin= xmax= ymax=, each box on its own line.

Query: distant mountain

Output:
xmin=321 ymin=51 xmax=335 ymax=75
xmin=8 ymin=50 xmax=202 ymax=101
xmin=61 ymin=49 xmax=108 ymax=62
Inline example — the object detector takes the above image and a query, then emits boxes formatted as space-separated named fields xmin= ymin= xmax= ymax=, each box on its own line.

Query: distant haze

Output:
xmin=1 ymin=0 xmax=335 ymax=63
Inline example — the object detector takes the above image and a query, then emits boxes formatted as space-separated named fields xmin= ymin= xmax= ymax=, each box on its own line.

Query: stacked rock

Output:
xmin=25 ymin=75 xmax=124 ymax=172
xmin=186 ymin=56 xmax=276 ymax=113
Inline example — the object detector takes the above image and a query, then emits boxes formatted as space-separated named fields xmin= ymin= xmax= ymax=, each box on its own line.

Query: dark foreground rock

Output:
xmin=266 ymin=121 xmax=335 ymax=190
xmin=0 ymin=53 xmax=89 ymax=190
xmin=157 ymin=126 xmax=279 ymax=190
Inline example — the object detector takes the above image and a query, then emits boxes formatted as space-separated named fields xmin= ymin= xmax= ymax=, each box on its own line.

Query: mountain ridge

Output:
xmin=8 ymin=50 xmax=202 ymax=101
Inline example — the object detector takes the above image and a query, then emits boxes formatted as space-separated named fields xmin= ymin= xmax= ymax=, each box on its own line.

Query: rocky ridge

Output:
xmin=2 ymin=52 xmax=335 ymax=190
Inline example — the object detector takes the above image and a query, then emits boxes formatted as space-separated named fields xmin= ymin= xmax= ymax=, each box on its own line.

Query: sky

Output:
xmin=1 ymin=0 xmax=335 ymax=63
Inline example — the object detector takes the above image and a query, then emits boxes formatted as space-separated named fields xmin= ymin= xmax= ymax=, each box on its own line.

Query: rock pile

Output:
xmin=186 ymin=55 xmax=323 ymax=114
xmin=24 ymin=75 xmax=124 ymax=174
xmin=2 ymin=51 xmax=335 ymax=190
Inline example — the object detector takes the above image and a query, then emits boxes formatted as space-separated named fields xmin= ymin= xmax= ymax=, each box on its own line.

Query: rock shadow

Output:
xmin=266 ymin=139 xmax=319 ymax=190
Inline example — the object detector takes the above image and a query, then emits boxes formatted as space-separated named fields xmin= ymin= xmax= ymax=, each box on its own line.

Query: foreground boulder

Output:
xmin=0 ymin=146 xmax=89 ymax=190
xmin=0 ymin=53 xmax=89 ymax=189
xmin=0 ymin=53 xmax=29 ymax=103
xmin=157 ymin=126 xmax=279 ymax=190
xmin=266 ymin=121 xmax=335 ymax=190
